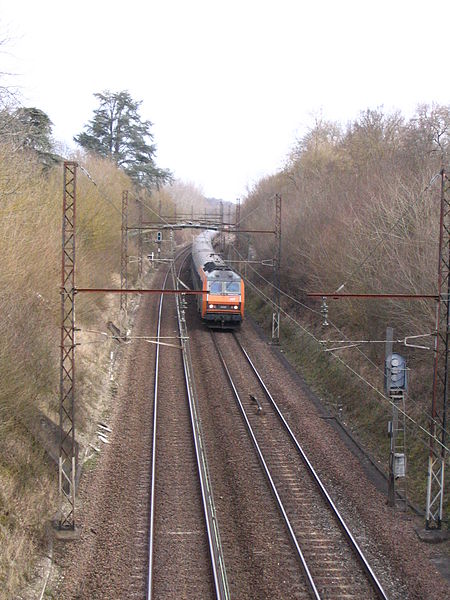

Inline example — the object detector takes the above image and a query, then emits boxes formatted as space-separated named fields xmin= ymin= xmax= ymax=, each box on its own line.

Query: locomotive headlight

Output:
xmin=233 ymin=305 xmax=238 ymax=310
xmin=208 ymin=304 xmax=214 ymax=309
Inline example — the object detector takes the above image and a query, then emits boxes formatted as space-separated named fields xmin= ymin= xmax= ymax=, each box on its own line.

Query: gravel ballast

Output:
xmin=52 ymin=262 xmax=449 ymax=600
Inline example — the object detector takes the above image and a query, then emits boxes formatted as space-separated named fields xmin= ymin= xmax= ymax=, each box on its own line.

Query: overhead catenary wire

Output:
xmin=233 ymin=200 xmax=447 ymax=437
xmin=79 ymin=164 xmax=123 ymax=217
xmin=79 ymin=164 xmax=172 ymax=226
xmin=320 ymin=334 xmax=433 ymax=352
xmin=237 ymin=253 xmax=449 ymax=438
xmin=76 ymin=339 xmax=183 ymax=348
xmin=245 ymin=273 xmax=450 ymax=452
xmin=233 ymin=245 xmax=437 ymax=367
xmin=235 ymin=193 xmax=277 ymax=228
xmin=240 ymin=271 xmax=449 ymax=454
xmin=78 ymin=164 xmax=448 ymax=447
xmin=77 ymin=328 xmax=186 ymax=348
xmin=79 ymin=328 xmax=183 ymax=338
xmin=232 ymin=246 xmax=387 ymax=374
xmin=232 ymin=245 xmax=444 ymax=420
xmin=333 ymin=170 xmax=442 ymax=293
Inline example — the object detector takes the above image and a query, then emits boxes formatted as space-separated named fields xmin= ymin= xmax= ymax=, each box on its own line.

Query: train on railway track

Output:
xmin=191 ymin=230 xmax=244 ymax=328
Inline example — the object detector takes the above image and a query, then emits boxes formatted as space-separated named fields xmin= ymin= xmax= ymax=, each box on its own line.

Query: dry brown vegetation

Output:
xmin=240 ymin=105 xmax=450 ymax=517
xmin=0 ymin=109 xmax=163 ymax=594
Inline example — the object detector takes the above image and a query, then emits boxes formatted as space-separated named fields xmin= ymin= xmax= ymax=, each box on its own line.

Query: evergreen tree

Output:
xmin=74 ymin=90 xmax=172 ymax=190
xmin=0 ymin=106 xmax=59 ymax=168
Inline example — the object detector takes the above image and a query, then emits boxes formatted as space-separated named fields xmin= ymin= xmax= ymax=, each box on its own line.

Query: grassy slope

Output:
xmin=0 ymin=148 xmax=158 ymax=598
xmin=239 ymin=107 xmax=450 ymax=524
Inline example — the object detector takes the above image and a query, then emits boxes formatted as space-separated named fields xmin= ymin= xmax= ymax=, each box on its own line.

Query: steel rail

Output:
xmin=147 ymin=246 xmax=192 ymax=599
xmin=233 ymin=333 xmax=390 ymax=600
xmin=172 ymin=257 xmax=230 ymax=600
xmin=211 ymin=332 xmax=321 ymax=600
xmin=146 ymin=264 xmax=171 ymax=600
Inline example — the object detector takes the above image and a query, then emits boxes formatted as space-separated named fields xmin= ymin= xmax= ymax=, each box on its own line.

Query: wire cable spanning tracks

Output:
xmin=147 ymin=250 xmax=230 ymax=600
xmin=211 ymin=330 xmax=389 ymax=600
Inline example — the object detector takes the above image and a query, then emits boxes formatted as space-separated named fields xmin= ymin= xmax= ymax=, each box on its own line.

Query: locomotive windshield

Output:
xmin=209 ymin=281 xmax=222 ymax=294
xmin=208 ymin=280 xmax=241 ymax=294
xmin=225 ymin=281 xmax=240 ymax=294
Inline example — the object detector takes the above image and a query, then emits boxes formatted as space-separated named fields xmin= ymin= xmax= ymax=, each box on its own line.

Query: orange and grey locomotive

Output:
xmin=191 ymin=230 xmax=244 ymax=328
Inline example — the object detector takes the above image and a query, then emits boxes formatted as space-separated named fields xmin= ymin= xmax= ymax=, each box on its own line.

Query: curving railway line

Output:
xmin=147 ymin=250 xmax=229 ymax=599
xmin=210 ymin=330 xmax=389 ymax=600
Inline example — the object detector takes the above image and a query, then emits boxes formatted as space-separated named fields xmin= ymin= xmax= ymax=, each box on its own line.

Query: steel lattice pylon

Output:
xmin=137 ymin=196 xmax=143 ymax=281
xmin=235 ymin=199 xmax=241 ymax=268
xmin=120 ymin=190 xmax=128 ymax=312
xmin=59 ymin=162 xmax=78 ymax=529
xmin=220 ymin=200 xmax=224 ymax=253
xmin=426 ymin=169 xmax=449 ymax=529
xmin=272 ymin=193 xmax=281 ymax=343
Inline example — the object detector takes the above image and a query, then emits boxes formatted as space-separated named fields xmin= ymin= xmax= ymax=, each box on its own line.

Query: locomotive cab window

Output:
xmin=225 ymin=281 xmax=240 ymax=294
xmin=209 ymin=281 xmax=222 ymax=294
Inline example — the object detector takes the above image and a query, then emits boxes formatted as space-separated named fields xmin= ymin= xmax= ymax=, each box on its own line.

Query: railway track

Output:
xmin=147 ymin=252 xmax=229 ymax=599
xmin=57 ymin=250 xmax=447 ymax=600
xmin=211 ymin=330 xmax=389 ymax=600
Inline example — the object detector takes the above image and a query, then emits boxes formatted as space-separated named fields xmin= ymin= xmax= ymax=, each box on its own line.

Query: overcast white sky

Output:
xmin=1 ymin=0 xmax=448 ymax=201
